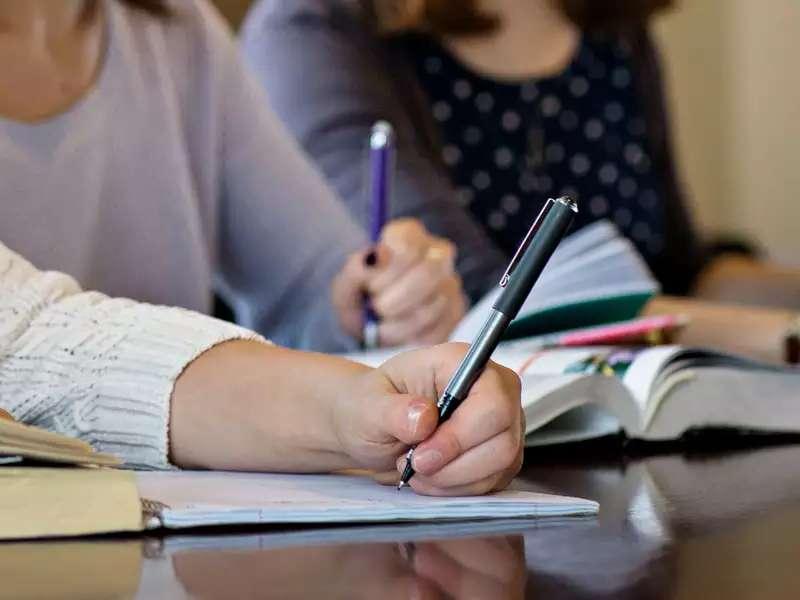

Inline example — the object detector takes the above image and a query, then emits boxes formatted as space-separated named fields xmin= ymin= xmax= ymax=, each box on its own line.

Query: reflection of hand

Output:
xmin=410 ymin=536 xmax=527 ymax=599
xmin=332 ymin=218 xmax=466 ymax=347
xmin=172 ymin=535 xmax=526 ymax=600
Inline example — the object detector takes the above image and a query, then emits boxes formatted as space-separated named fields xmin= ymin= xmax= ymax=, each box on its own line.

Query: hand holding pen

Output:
xmin=332 ymin=122 xmax=466 ymax=348
xmin=398 ymin=197 xmax=578 ymax=489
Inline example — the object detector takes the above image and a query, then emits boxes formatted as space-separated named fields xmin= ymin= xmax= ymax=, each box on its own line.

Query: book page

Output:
xmin=449 ymin=223 xmax=657 ymax=342
xmin=137 ymin=471 xmax=598 ymax=528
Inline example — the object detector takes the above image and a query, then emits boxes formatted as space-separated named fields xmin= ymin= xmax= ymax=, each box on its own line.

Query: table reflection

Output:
xmin=170 ymin=533 xmax=527 ymax=599
xmin=5 ymin=445 xmax=800 ymax=599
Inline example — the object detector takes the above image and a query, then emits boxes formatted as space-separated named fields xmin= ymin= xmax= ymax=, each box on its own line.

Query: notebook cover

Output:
xmin=505 ymin=291 xmax=654 ymax=340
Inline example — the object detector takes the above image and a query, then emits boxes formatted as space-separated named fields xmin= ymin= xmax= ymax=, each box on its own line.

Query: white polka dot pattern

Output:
xmin=411 ymin=35 xmax=667 ymax=262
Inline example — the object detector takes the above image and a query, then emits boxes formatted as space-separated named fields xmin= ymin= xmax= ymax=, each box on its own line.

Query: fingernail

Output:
xmin=364 ymin=250 xmax=377 ymax=267
xmin=413 ymin=449 xmax=443 ymax=474
xmin=407 ymin=400 xmax=428 ymax=436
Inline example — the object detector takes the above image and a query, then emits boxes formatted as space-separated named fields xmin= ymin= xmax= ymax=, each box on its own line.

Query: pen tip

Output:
xmin=397 ymin=481 xmax=406 ymax=491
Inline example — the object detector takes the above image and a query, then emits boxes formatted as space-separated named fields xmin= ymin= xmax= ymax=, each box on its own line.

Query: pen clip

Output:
xmin=499 ymin=198 xmax=556 ymax=287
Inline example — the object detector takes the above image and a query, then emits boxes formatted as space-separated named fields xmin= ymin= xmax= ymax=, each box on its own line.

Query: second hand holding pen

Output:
xmin=398 ymin=196 xmax=578 ymax=489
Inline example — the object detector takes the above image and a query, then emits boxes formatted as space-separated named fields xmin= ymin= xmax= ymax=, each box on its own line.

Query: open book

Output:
xmin=348 ymin=344 xmax=800 ymax=448
xmin=493 ymin=345 xmax=800 ymax=446
xmin=450 ymin=220 xmax=658 ymax=342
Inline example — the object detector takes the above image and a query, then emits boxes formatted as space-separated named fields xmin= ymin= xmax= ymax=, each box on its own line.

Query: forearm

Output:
xmin=644 ymin=295 xmax=795 ymax=363
xmin=693 ymin=255 xmax=800 ymax=309
xmin=170 ymin=340 xmax=371 ymax=472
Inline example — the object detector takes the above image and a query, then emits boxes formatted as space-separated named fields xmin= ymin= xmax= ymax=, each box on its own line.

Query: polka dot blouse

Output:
xmin=405 ymin=34 xmax=667 ymax=263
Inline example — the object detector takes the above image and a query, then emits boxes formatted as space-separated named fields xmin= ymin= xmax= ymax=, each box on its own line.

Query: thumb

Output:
xmin=362 ymin=393 xmax=439 ymax=447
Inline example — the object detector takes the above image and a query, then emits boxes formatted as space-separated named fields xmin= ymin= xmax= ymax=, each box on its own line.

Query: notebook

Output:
xmin=450 ymin=220 xmax=658 ymax=342
xmin=136 ymin=471 xmax=599 ymax=529
xmin=0 ymin=422 xmax=598 ymax=540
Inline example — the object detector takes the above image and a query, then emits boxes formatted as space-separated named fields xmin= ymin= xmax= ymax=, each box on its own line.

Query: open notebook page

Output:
xmin=137 ymin=471 xmax=598 ymax=528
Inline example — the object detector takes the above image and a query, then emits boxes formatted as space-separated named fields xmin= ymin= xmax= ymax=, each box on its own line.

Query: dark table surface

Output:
xmin=7 ymin=444 xmax=800 ymax=599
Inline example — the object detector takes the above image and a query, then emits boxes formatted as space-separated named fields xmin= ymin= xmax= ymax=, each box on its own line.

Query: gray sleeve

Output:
xmin=240 ymin=0 xmax=507 ymax=302
xmin=214 ymin=9 xmax=366 ymax=352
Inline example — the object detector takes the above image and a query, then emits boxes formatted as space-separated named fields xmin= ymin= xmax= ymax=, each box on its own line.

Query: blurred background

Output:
xmin=212 ymin=0 xmax=800 ymax=265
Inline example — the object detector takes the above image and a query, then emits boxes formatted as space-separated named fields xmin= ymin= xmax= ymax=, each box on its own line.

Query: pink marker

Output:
xmin=558 ymin=314 xmax=687 ymax=347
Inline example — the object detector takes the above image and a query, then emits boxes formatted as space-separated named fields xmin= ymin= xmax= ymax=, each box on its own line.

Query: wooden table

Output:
xmin=6 ymin=445 xmax=800 ymax=599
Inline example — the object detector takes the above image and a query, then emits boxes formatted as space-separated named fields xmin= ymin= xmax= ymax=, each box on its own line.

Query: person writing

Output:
xmin=1 ymin=242 xmax=521 ymax=495
xmin=242 ymin=0 xmax=800 ymax=363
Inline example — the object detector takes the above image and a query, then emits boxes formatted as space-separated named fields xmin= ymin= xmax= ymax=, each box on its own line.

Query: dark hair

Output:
xmin=119 ymin=0 xmax=172 ymax=17
xmin=371 ymin=0 xmax=673 ymax=36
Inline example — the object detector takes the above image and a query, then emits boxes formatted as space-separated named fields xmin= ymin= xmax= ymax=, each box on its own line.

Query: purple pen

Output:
xmin=363 ymin=121 xmax=395 ymax=349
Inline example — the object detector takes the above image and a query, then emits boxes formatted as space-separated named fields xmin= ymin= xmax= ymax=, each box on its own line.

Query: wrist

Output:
xmin=328 ymin=366 xmax=384 ymax=467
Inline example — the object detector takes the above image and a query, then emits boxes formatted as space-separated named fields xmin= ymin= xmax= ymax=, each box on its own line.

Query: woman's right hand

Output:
xmin=332 ymin=219 xmax=467 ymax=347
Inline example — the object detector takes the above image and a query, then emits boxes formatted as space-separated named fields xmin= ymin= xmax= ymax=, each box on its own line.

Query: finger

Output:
xmin=412 ymin=543 xmax=517 ymax=599
xmin=334 ymin=250 xmax=371 ymax=306
xmin=361 ymin=393 xmax=439 ymax=448
xmin=378 ymin=294 xmax=449 ymax=347
xmin=368 ymin=221 xmax=430 ymax=294
xmin=411 ymin=428 xmax=523 ymax=489
xmin=407 ymin=471 xmax=503 ymax=497
xmin=432 ymin=538 xmax=523 ymax=584
xmin=380 ymin=218 xmax=428 ymax=259
xmin=371 ymin=470 xmax=400 ymax=486
xmin=415 ymin=286 xmax=467 ymax=345
xmin=410 ymin=370 xmax=521 ymax=476
xmin=371 ymin=259 xmax=453 ymax=319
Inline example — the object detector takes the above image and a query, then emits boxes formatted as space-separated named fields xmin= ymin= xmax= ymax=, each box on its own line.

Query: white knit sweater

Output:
xmin=0 ymin=242 xmax=263 ymax=469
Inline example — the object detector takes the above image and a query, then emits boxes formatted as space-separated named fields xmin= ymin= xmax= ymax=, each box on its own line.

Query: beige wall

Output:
xmin=656 ymin=1 xmax=800 ymax=265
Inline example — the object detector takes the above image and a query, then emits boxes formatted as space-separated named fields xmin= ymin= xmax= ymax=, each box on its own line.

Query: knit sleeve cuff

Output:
xmin=7 ymin=296 xmax=266 ymax=471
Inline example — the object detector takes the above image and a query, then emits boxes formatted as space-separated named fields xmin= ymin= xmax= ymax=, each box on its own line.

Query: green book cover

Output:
xmin=504 ymin=291 xmax=655 ymax=340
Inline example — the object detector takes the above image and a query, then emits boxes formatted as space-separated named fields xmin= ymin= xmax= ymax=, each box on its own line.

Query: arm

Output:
xmin=630 ymin=28 xmax=708 ymax=295
xmin=240 ymin=0 xmax=508 ymax=302
xmin=212 ymin=8 xmax=366 ymax=352
xmin=644 ymin=295 xmax=795 ymax=364
xmin=202 ymin=3 xmax=463 ymax=350
xmin=0 ymin=242 xmax=262 ymax=469
xmin=0 ymin=242 xmax=521 ymax=493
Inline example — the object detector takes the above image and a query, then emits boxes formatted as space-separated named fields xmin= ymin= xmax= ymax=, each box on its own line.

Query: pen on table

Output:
xmin=363 ymin=121 xmax=395 ymax=349
xmin=398 ymin=196 xmax=578 ymax=489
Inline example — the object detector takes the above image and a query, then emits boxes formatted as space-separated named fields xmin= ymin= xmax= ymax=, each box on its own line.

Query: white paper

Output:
xmin=137 ymin=471 xmax=598 ymax=529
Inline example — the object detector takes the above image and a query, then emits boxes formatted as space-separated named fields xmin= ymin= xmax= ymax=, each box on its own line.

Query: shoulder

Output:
xmin=111 ymin=0 xmax=237 ymax=69
xmin=242 ymin=0 xmax=367 ymax=37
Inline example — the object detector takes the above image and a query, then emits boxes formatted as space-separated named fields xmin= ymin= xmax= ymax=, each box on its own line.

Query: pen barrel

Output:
xmin=438 ymin=310 xmax=510 ymax=418
xmin=368 ymin=122 xmax=394 ymax=242
xmin=492 ymin=197 xmax=576 ymax=319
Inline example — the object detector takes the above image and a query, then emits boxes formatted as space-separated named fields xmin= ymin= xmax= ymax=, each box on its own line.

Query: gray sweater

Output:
xmin=0 ymin=0 xmax=366 ymax=352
